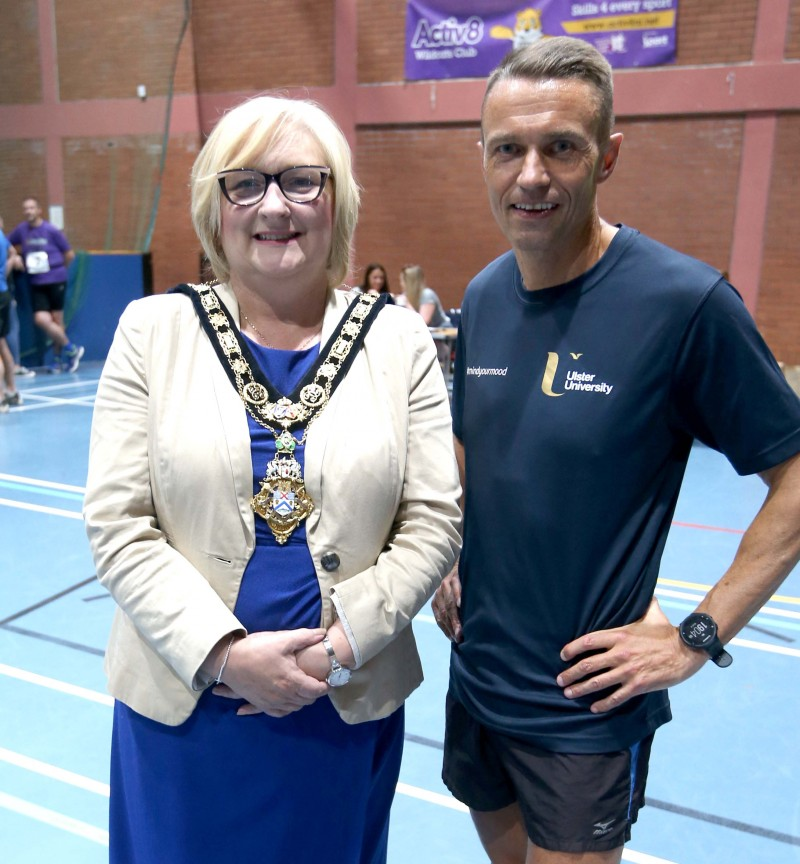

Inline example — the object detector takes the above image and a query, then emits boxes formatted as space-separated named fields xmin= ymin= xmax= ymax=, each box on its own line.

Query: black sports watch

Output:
xmin=322 ymin=635 xmax=351 ymax=687
xmin=678 ymin=612 xmax=732 ymax=667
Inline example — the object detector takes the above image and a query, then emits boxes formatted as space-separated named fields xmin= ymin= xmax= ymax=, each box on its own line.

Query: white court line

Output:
xmin=0 ymin=748 xmax=109 ymax=797
xmin=656 ymin=587 xmax=800 ymax=621
xmin=0 ymin=497 xmax=83 ymax=520
xmin=7 ymin=398 xmax=95 ymax=413
xmin=729 ymin=637 xmax=800 ymax=657
xmin=0 ymin=664 xmax=114 ymax=706
xmin=0 ymin=791 xmax=108 ymax=846
xmin=0 ymin=753 xmax=673 ymax=862
xmin=394 ymin=784 xmax=674 ymax=863
xmin=0 ymin=665 xmax=676 ymax=862
xmin=396 ymin=781 xmax=467 ymax=812
xmin=621 ymin=852 xmax=678 ymax=864
xmin=21 ymin=379 xmax=98 ymax=395
xmin=0 ymin=473 xmax=86 ymax=494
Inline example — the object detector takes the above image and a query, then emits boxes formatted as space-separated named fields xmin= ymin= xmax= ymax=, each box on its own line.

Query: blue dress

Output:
xmin=109 ymin=339 xmax=404 ymax=863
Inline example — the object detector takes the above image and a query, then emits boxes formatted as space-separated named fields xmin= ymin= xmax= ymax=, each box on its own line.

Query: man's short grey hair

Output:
xmin=482 ymin=36 xmax=615 ymax=143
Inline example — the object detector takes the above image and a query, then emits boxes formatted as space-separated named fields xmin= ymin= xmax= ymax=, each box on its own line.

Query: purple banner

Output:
xmin=405 ymin=0 xmax=677 ymax=80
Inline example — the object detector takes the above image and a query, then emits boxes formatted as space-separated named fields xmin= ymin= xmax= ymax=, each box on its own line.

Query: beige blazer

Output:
xmin=84 ymin=283 xmax=461 ymax=726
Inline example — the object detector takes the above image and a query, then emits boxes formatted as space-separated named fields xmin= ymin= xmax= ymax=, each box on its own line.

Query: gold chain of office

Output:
xmin=193 ymin=283 xmax=380 ymax=543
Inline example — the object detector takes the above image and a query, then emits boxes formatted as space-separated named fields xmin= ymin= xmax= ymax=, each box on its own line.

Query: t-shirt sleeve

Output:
xmin=51 ymin=227 xmax=71 ymax=253
xmin=670 ymin=280 xmax=800 ymax=475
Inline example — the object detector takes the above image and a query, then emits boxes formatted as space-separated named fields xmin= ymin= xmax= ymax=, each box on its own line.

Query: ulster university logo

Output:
xmin=541 ymin=352 xmax=614 ymax=397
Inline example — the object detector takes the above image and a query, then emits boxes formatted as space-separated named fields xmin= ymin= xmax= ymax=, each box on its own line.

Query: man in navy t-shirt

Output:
xmin=432 ymin=36 xmax=800 ymax=864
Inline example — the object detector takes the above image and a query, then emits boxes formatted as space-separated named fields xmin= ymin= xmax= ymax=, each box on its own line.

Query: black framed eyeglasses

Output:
xmin=217 ymin=166 xmax=331 ymax=206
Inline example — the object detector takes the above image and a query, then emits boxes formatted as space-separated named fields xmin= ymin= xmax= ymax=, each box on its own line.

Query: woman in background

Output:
xmin=396 ymin=263 xmax=450 ymax=327
xmin=358 ymin=261 xmax=394 ymax=303
xmin=84 ymin=95 xmax=461 ymax=864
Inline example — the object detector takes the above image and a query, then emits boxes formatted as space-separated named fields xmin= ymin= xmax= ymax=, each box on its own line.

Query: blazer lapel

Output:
xmin=202 ymin=283 xmax=256 ymax=547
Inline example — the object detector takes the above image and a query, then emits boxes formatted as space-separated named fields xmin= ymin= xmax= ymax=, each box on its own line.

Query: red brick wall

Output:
xmin=191 ymin=0 xmax=335 ymax=93
xmin=0 ymin=140 xmax=48 ymax=230
xmin=787 ymin=0 xmax=800 ymax=58
xmin=149 ymin=132 xmax=204 ymax=292
xmin=598 ymin=116 xmax=742 ymax=273
xmin=62 ymin=135 xmax=163 ymax=251
xmin=0 ymin=0 xmax=41 ymax=104
xmin=56 ymin=0 xmax=190 ymax=101
xmin=357 ymin=0 xmax=406 ymax=84
xmin=354 ymin=124 xmax=506 ymax=309
xmin=758 ymin=114 xmax=800 ymax=364
xmin=676 ymin=0 xmax=758 ymax=64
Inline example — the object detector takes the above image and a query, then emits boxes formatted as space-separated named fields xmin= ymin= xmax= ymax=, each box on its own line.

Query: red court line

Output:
xmin=671 ymin=520 xmax=745 ymax=535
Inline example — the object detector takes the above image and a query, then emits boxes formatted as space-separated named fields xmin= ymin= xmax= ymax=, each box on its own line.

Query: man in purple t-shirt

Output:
xmin=8 ymin=197 xmax=84 ymax=372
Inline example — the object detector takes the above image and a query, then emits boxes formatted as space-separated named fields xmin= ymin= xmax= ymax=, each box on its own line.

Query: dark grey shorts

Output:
xmin=0 ymin=290 xmax=10 ymax=337
xmin=442 ymin=692 xmax=653 ymax=854
xmin=32 ymin=281 xmax=67 ymax=313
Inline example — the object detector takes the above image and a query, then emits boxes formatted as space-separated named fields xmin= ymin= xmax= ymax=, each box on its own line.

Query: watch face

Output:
xmin=327 ymin=666 xmax=351 ymax=687
xmin=680 ymin=613 xmax=717 ymax=648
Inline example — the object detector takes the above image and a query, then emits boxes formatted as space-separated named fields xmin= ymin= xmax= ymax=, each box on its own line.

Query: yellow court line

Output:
xmin=658 ymin=578 xmax=800 ymax=605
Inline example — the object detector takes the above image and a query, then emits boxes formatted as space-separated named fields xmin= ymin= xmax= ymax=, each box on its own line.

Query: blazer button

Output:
xmin=321 ymin=552 xmax=340 ymax=572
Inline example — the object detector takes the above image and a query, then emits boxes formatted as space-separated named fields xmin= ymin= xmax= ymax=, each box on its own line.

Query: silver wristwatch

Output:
xmin=322 ymin=635 xmax=351 ymax=687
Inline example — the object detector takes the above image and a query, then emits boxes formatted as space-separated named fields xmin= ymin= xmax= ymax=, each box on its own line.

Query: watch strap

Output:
xmin=322 ymin=634 xmax=338 ymax=665
xmin=322 ymin=635 xmax=351 ymax=686
xmin=709 ymin=641 xmax=733 ymax=667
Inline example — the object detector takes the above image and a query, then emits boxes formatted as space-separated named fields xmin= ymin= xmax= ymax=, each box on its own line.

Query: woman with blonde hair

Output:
xmin=84 ymin=94 xmax=461 ymax=864
xmin=397 ymin=263 xmax=451 ymax=327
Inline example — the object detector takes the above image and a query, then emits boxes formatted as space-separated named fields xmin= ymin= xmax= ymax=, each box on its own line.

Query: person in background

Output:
xmin=0 ymin=220 xmax=22 ymax=411
xmin=397 ymin=264 xmax=452 ymax=371
xmin=396 ymin=263 xmax=451 ymax=327
xmin=84 ymin=94 xmax=461 ymax=864
xmin=0 ymin=216 xmax=34 ymax=378
xmin=8 ymin=197 xmax=83 ymax=373
xmin=432 ymin=36 xmax=800 ymax=864
xmin=358 ymin=262 xmax=395 ymax=303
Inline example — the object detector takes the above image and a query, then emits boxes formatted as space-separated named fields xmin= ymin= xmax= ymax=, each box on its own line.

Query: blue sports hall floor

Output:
xmin=1 ymin=362 xmax=798 ymax=863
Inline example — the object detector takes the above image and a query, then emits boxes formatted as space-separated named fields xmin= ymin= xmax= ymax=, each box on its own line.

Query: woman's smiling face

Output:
xmin=220 ymin=131 xmax=333 ymax=291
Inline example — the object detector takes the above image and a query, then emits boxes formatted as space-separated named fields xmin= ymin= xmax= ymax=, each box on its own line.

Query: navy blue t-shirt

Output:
xmin=450 ymin=225 xmax=800 ymax=753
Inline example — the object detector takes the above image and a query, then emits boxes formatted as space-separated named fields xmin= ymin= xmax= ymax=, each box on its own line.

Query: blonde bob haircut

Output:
xmin=191 ymin=95 xmax=360 ymax=288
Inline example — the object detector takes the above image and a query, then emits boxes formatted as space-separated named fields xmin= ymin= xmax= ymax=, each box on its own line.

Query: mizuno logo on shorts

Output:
xmin=592 ymin=819 xmax=615 ymax=836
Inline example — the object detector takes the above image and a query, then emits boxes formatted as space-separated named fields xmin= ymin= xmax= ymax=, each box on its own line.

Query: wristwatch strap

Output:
xmin=322 ymin=635 xmax=341 ymax=670
xmin=708 ymin=639 xmax=733 ymax=667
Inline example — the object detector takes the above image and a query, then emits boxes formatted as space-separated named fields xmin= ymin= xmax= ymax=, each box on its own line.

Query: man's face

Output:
xmin=22 ymin=199 xmax=42 ymax=225
xmin=481 ymin=77 xmax=621 ymax=260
